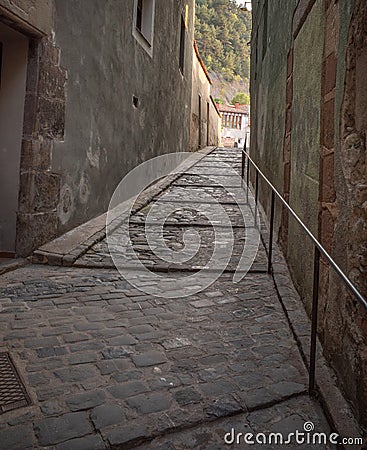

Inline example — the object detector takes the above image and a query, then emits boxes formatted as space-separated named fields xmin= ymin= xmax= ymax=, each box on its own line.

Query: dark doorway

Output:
xmin=198 ymin=95 xmax=202 ymax=148
xmin=206 ymin=101 xmax=210 ymax=146
xmin=0 ymin=22 xmax=28 ymax=255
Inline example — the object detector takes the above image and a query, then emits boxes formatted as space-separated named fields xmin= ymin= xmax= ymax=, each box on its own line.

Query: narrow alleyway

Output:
xmin=0 ymin=149 xmax=338 ymax=449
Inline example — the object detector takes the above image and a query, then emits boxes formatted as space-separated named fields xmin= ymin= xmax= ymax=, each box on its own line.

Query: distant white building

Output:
xmin=218 ymin=103 xmax=249 ymax=148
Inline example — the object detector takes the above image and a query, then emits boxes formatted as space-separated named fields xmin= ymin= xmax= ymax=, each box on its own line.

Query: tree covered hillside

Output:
xmin=195 ymin=0 xmax=251 ymax=85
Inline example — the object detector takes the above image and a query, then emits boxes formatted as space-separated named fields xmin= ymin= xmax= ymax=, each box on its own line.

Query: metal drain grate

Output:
xmin=0 ymin=352 xmax=30 ymax=413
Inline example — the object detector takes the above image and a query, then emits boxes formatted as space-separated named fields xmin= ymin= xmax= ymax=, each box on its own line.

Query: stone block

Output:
xmin=108 ymin=381 xmax=148 ymax=399
xmin=90 ymin=404 xmax=126 ymax=429
xmin=65 ymin=390 xmax=106 ymax=411
xmin=128 ymin=324 xmax=155 ymax=334
xmin=0 ymin=426 xmax=35 ymax=450
xmin=41 ymin=40 xmax=60 ymax=66
xmin=126 ymin=392 xmax=171 ymax=414
xmin=35 ymin=412 xmax=93 ymax=446
xmin=132 ymin=350 xmax=167 ymax=367
xmin=23 ymin=92 xmax=38 ymax=136
xmin=56 ymin=434 xmax=106 ymax=450
xmin=20 ymin=138 xmax=52 ymax=170
xmin=37 ymin=96 xmax=65 ymax=139
xmin=38 ymin=61 xmax=66 ymax=100
xmin=18 ymin=171 xmax=61 ymax=213
xmin=189 ymin=299 xmax=215 ymax=308
xmin=173 ymin=387 xmax=202 ymax=406
xmin=204 ymin=395 xmax=243 ymax=418
xmin=16 ymin=212 xmax=58 ymax=256
xmin=200 ymin=379 xmax=236 ymax=396
xmin=68 ymin=352 xmax=98 ymax=365
xmin=104 ymin=423 xmax=148 ymax=447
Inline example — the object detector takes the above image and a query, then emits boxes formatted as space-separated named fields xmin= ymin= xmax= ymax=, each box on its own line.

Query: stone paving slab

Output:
xmin=175 ymin=174 xmax=242 ymax=188
xmin=131 ymin=201 xmax=251 ymax=226
xmin=0 ymin=265 xmax=324 ymax=449
xmin=156 ymin=185 xmax=248 ymax=205
xmin=76 ymin=224 xmax=267 ymax=272
xmin=0 ymin=147 xmax=360 ymax=449
xmin=137 ymin=396 xmax=333 ymax=450
xmin=185 ymin=166 xmax=242 ymax=176
xmin=32 ymin=147 xmax=217 ymax=267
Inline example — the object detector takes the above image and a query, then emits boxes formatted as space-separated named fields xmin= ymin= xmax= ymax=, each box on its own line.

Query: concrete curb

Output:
xmin=255 ymin=198 xmax=364 ymax=447
xmin=32 ymin=147 xmax=217 ymax=267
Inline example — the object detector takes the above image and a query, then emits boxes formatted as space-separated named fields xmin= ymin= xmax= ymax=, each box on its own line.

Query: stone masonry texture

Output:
xmin=0 ymin=148 xmax=363 ymax=448
xmin=250 ymin=0 xmax=367 ymax=428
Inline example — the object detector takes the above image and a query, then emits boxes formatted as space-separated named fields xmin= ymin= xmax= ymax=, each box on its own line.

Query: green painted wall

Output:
xmin=288 ymin=0 xmax=324 ymax=305
xmin=250 ymin=0 xmax=296 ymax=227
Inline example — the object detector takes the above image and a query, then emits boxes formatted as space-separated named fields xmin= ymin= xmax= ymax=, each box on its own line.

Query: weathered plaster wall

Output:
xmin=52 ymin=0 xmax=195 ymax=234
xmin=190 ymin=47 xmax=220 ymax=151
xmin=208 ymin=98 xmax=221 ymax=147
xmin=1 ymin=0 xmax=195 ymax=255
xmin=0 ymin=0 xmax=53 ymax=36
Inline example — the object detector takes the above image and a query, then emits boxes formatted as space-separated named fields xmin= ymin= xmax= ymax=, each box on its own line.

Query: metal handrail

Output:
xmin=241 ymin=147 xmax=367 ymax=395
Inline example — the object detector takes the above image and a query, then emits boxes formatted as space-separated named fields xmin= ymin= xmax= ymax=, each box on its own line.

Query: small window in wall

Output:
xmin=133 ymin=0 xmax=155 ymax=56
xmin=136 ymin=0 xmax=143 ymax=31
xmin=179 ymin=16 xmax=186 ymax=74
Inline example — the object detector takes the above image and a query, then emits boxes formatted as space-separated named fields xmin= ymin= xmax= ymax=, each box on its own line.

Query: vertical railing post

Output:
xmin=267 ymin=190 xmax=275 ymax=274
xmin=309 ymin=247 xmax=320 ymax=395
xmin=246 ymin=155 xmax=250 ymax=185
xmin=241 ymin=150 xmax=245 ymax=187
xmin=246 ymin=154 xmax=250 ymax=203
xmin=254 ymin=169 xmax=259 ymax=227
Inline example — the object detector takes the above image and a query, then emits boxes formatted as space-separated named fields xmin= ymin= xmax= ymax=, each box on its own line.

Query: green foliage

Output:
xmin=231 ymin=92 xmax=250 ymax=105
xmin=214 ymin=98 xmax=224 ymax=104
xmin=195 ymin=0 xmax=251 ymax=82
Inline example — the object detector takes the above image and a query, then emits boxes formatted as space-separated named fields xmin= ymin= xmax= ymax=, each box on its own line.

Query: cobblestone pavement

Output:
xmin=0 ymin=149 xmax=337 ymax=449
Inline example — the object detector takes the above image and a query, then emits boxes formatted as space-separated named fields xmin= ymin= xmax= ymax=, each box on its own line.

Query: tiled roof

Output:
xmin=218 ymin=104 xmax=249 ymax=114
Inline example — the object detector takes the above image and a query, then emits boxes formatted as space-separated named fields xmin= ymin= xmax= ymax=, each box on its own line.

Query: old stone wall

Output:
xmin=16 ymin=37 xmax=67 ymax=255
xmin=251 ymin=0 xmax=367 ymax=428
xmin=0 ymin=0 xmax=66 ymax=255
